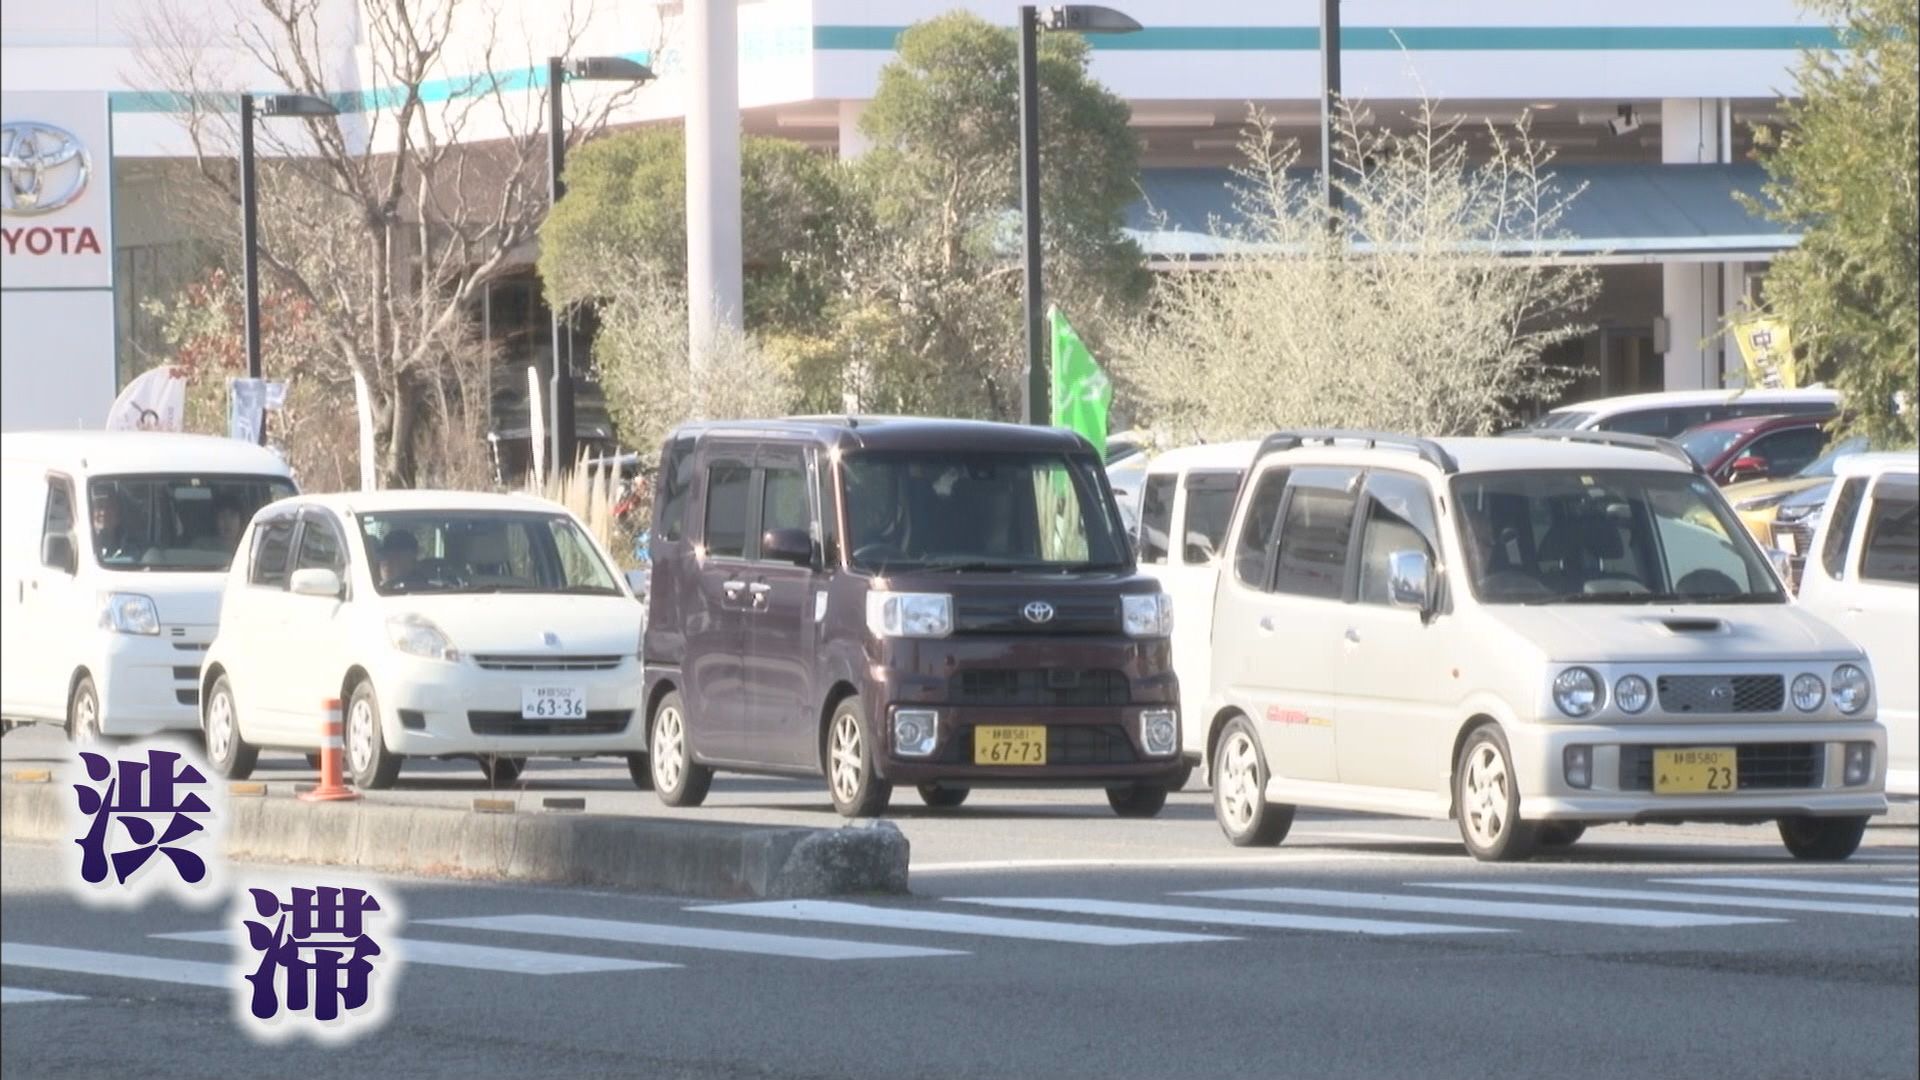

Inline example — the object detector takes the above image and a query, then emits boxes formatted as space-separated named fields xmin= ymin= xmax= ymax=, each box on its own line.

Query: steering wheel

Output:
xmin=1675 ymin=568 xmax=1741 ymax=597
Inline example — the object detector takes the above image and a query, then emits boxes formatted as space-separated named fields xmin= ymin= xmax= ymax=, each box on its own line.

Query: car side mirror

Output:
xmin=760 ymin=528 xmax=813 ymax=567
xmin=289 ymin=567 xmax=344 ymax=599
xmin=1727 ymin=455 xmax=1768 ymax=483
xmin=40 ymin=532 xmax=76 ymax=575
xmin=1387 ymin=549 xmax=1433 ymax=613
xmin=625 ymin=567 xmax=651 ymax=602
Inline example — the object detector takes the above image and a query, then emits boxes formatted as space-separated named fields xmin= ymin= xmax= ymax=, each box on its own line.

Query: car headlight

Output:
xmin=1734 ymin=491 xmax=1791 ymax=513
xmin=1139 ymin=708 xmax=1178 ymax=756
xmin=1776 ymin=502 xmax=1820 ymax=524
xmin=1122 ymin=593 xmax=1173 ymax=638
xmin=386 ymin=614 xmax=459 ymax=662
xmin=1790 ymin=673 xmax=1826 ymax=712
xmin=1553 ymin=667 xmax=1603 ymax=718
xmin=892 ymin=709 xmax=939 ymax=756
xmin=1831 ymin=663 xmax=1871 ymax=714
xmin=98 ymin=592 xmax=160 ymax=636
xmin=1614 ymin=675 xmax=1651 ymax=715
xmin=865 ymin=592 xmax=953 ymax=639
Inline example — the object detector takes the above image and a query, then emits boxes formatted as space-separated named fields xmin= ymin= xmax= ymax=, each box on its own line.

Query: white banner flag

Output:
xmin=104 ymin=366 xmax=187 ymax=432
xmin=527 ymin=365 xmax=547 ymax=486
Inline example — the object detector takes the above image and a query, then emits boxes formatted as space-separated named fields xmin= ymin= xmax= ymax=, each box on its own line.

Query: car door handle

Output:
xmin=748 ymin=582 xmax=772 ymax=610
xmin=722 ymin=579 xmax=747 ymax=602
xmin=1345 ymin=627 xmax=1361 ymax=644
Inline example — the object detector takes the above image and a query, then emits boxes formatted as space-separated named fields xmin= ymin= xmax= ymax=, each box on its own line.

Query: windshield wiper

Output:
xmin=1523 ymin=592 xmax=1657 ymax=605
xmin=1640 ymin=592 xmax=1780 ymax=605
xmin=919 ymin=560 xmax=1035 ymax=572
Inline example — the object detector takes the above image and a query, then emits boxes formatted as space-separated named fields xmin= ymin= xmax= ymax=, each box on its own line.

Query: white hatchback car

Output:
xmin=1797 ymin=452 xmax=1918 ymax=796
xmin=1205 ymin=429 xmax=1886 ymax=861
xmin=200 ymin=491 xmax=646 ymax=789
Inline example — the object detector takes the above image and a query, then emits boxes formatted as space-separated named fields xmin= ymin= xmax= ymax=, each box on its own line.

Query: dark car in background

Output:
xmin=640 ymin=417 xmax=1184 ymax=819
xmin=1676 ymin=411 xmax=1839 ymax=486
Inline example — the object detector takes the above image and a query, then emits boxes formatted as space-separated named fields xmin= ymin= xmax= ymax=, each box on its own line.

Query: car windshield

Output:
xmin=1536 ymin=410 xmax=1592 ymax=430
xmin=840 ymin=450 xmax=1127 ymax=572
xmin=1795 ymin=435 xmax=1870 ymax=478
xmin=1452 ymin=470 xmax=1785 ymax=604
xmin=87 ymin=474 xmax=295 ymax=572
xmin=1676 ymin=428 xmax=1742 ymax=467
xmin=357 ymin=510 xmax=620 ymax=596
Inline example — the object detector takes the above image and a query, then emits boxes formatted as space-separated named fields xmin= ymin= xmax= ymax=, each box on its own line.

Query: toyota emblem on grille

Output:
xmin=1708 ymin=683 xmax=1734 ymax=704
xmin=1022 ymin=601 xmax=1056 ymax=625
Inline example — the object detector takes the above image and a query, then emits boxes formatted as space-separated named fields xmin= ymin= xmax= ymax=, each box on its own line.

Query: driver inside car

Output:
xmin=376 ymin=530 xmax=426 ymax=590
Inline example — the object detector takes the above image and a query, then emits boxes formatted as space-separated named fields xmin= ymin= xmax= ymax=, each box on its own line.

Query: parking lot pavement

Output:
xmin=4 ymin=837 xmax=1916 ymax=1080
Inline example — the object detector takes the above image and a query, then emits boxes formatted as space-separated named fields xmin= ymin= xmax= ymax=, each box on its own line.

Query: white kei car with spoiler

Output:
xmin=1202 ymin=428 xmax=1887 ymax=861
xmin=199 ymin=491 xmax=647 ymax=789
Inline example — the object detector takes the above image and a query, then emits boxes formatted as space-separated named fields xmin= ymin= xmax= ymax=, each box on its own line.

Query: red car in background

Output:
xmin=1676 ymin=411 xmax=1840 ymax=486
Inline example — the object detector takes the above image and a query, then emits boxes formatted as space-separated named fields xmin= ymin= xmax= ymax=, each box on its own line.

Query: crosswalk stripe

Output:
xmin=1181 ymin=887 xmax=1782 ymax=928
xmin=693 ymin=900 xmax=1236 ymax=946
xmin=1654 ymin=877 xmax=1920 ymax=899
xmin=2 ymin=987 xmax=88 ymax=1004
xmin=418 ymin=914 xmax=966 ymax=961
xmin=1 ymin=944 xmax=228 ymax=989
xmin=948 ymin=897 xmax=1506 ymax=937
xmin=153 ymin=930 xmax=680 ymax=975
xmin=1415 ymin=882 xmax=1918 ymax=919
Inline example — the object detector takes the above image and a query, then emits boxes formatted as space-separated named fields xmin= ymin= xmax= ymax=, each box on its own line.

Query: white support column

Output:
xmin=1722 ymin=260 xmax=1748 ymax=386
xmin=837 ymin=100 xmax=870 ymax=160
xmin=1659 ymin=98 xmax=1731 ymax=390
xmin=686 ymin=0 xmax=744 ymax=385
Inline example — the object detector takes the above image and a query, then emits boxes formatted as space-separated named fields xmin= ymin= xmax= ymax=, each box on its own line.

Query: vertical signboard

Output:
xmin=1 ymin=91 xmax=117 ymax=431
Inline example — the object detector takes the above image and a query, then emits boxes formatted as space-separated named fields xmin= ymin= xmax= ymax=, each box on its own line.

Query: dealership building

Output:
xmin=2 ymin=0 xmax=1828 ymax=443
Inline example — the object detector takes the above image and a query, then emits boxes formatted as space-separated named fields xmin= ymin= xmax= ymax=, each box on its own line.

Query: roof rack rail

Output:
xmin=1255 ymin=430 xmax=1458 ymax=474
xmin=1502 ymin=428 xmax=1700 ymax=471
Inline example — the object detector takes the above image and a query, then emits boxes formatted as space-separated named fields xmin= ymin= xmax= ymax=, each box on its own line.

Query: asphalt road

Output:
xmin=4 ymin=727 xmax=1918 ymax=1080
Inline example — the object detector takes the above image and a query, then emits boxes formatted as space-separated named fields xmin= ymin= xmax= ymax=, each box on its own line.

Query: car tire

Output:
xmin=66 ymin=674 xmax=106 ymax=746
xmin=1211 ymin=717 xmax=1293 ymax=846
xmin=1106 ymin=783 xmax=1169 ymax=818
xmin=650 ymin=691 xmax=711 ymax=807
xmin=825 ymin=696 xmax=891 ymax=818
xmin=477 ymin=754 xmax=526 ymax=786
xmin=1777 ymin=815 xmax=1868 ymax=861
xmin=1534 ymin=822 xmax=1586 ymax=848
xmin=202 ymin=674 xmax=258 ymax=781
xmin=1455 ymin=725 xmax=1533 ymax=862
xmin=345 ymin=680 xmax=402 ymax=790
xmin=917 ymin=783 xmax=969 ymax=809
xmin=626 ymin=753 xmax=654 ymax=791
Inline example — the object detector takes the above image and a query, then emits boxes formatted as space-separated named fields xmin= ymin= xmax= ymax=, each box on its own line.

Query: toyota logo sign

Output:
xmin=2 ymin=121 xmax=91 ymax=216
xmin=1022 ymin=601 xmax=1056 ymax=625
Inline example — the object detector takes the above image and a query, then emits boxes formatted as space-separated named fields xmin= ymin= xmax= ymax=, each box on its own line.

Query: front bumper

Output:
xmin=96 ymin=626 xmax=213 ymax=737
xmin=1507 ymin=718 xmax=1888 ymax=823
xmin=374 ymin=655 xmax=645 ymax=757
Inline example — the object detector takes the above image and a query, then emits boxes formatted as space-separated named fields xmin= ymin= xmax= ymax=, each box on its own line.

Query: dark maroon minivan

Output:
xmin=640 ymin=417 xmax=1184 ymax=818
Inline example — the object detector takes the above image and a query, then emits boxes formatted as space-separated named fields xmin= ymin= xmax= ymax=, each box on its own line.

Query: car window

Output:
xmin=1605 ymin=407 xmax=1712 ymax=438
xmin=1233 ymin=468 xmax=1289 ymax=588
xmin=1136 ymin=474 xmax=1175 ymax=564
xmin=1357 ymin=471 xmax=1439 ymax=606
xmin=1820 ymin=478 xmax=1868 ymax=580
xmin=703 ymin=462 xmax=751 ymax=559
xmin=1860 ymin=480 xmax=1919 ymax=586
xmin=293 ymin=515 xmax=346 ymax=574
xmin=249 ymin=518 xmax=295 ymax=589
xmin=1677 ymin=428 xmax=1742 ymax=468
xmin=655 ymin=435 xmax=696 ymax=542
xmin=1744 ymin=427 xmax=1827 ymax=479
xmin=760 ymin=460 xmax=811 ymax=540
xmin=1182 ymin=472 xmax=1242 ymax=564
xmin=1272 ymin=469 xmax=1360 ymax=600
xmin=86 ymin=475 xmax=295 ymax=571
xmin=42 ymin=475 xmax=74 ymax=552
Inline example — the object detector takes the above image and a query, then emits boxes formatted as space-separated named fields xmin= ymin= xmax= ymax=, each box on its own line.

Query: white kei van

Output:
xmin=1798 ymin=452 xmax=1919 ymax=796
xmin=1132 ymin=441 xmax=1259 ymax=779
xmin=0 ymin=432 xmax=297 ymax=740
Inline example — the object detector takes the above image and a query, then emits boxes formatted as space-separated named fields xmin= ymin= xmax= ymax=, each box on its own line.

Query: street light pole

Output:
xmin=1319 ymin=0 xmax=1343 ymax=227
xmin=547 ymin=56 xmax=572 ymax=476
xmin=1017 ymin=5 xmax=1141 ymax=427
xmin=1017 ymin=6 xmax=1045 ymax=427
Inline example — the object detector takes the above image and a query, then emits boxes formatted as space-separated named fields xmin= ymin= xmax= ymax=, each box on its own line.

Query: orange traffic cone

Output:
xmin=298 ymin=698 xmax=361 ymax=802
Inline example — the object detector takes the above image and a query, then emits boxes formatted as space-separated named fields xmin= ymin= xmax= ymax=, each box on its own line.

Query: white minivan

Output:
xmin=0 ymin=432 xmax=296 ymax=740
xmin=1204 ymin=429 xmax=1886 ymax=862
xmin=1132 ymin=441 xmax=1258 ymax=779
xmin=1798 ymin=452 xmax=1919 ymax=796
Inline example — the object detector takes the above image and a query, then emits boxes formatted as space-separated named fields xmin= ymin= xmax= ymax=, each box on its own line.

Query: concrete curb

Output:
xmin=1 ymin=780 xmax=909 ymax=898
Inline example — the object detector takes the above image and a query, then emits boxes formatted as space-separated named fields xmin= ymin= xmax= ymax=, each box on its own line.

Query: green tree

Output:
xmin=840 ymin=12 xmax=1147 ymax=418
xmin=539 ymin=128 xmax=845 ymax=333
xmin=1750 ymin=0 xmax=1918 ymax=444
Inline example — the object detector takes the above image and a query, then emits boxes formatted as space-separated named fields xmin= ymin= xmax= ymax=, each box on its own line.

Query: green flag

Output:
xmin=1049 ymin=307 xmax=1111 ymax=458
